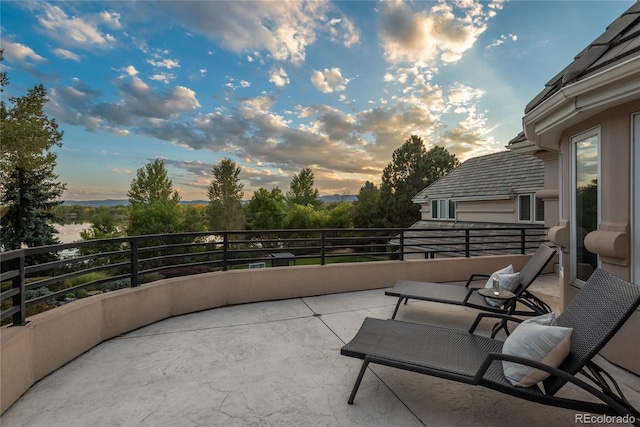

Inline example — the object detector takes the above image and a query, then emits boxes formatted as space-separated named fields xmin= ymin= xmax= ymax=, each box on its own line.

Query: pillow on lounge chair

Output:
xmin=502 ymin=314 xmax=573 ymax=387
xmin=483 ymin=265 xmax=519 ymax=306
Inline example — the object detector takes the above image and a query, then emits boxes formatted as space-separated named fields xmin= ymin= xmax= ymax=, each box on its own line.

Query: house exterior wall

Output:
xmin=420 ymin=197 xmax=546 ymax=224
xmin=534 ymin=151 xmax=560 ymax=229
xmin=550 ymin=99 xmax=640 ymax=374
xmin=455 ymin=199 xmax=516 ymax=223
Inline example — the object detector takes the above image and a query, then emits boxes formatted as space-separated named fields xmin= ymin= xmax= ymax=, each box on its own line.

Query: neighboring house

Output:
xmin=413 ymin=150 xmax=548 ymax=225
xmin=509 ymin=2 xmax=640 ymax=374
xmin=401 ymin=150 xmax=554 ymax=259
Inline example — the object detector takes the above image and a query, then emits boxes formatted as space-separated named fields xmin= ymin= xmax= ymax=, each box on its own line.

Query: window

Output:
xmin=448 ymin=200 xmax=456 ymax=219
xmin=431 ymin=198 xmax=455 ymax=220
xmin=518 ymin=194 xmax=544 ymax=223
xmin=518 ymin=195 xmax=531 ymax=222
xmin=439 ymin=199 xmax=447 ymax=219
xmin=571 ymin=128 xmax=599 ymax=284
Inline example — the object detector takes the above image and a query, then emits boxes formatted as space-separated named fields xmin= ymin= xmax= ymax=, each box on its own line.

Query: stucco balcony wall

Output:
xmin=1 ymin=254 xmax=548 ymax=414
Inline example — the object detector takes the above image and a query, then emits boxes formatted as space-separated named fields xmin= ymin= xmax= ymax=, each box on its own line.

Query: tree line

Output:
xmin=0 ymin=50 xmax=459 ymax=251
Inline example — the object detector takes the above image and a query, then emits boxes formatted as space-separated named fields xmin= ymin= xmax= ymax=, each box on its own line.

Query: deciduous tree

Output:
xmin=246 ymin=187 xmax=287 ymax=230
xmin=126 ymin=159 xmax=181 ymax=235
xmin=207 ymin=158 xmax=245 ymax=231
xmin=352 ymin=181 xmax=383 ymax=228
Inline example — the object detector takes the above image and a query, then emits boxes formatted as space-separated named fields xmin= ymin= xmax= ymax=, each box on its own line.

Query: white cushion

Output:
xmin=502 ymin=315 xmax=573 ymax=387
xmin=484 ymin=268 xmax=520 ymax=306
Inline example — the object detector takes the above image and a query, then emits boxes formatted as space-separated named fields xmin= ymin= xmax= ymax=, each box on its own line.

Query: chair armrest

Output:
xmin=473 ymin=353 xmax=640 ymax=420
xmin=462 ymin=287 xmax=478 ymax=304
xmin=468 ymin=312 xmax=524 ymax=334
xmin=465 ymin=274 xmax=490 ymax=288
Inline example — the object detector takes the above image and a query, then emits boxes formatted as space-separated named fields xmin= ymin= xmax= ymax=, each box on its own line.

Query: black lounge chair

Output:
xmin=386 ymin=244 xmax=557 ymax=321
xmin=341 ymin=268 xmax=640 ymax=425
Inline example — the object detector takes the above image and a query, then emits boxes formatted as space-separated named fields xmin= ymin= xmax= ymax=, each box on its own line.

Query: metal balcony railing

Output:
xmin=0 ymin=226 xmax=548 ymax=327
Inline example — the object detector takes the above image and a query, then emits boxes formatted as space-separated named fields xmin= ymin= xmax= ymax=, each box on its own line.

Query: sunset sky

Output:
xmin=1 ymin=0 xmax=632 ymax=201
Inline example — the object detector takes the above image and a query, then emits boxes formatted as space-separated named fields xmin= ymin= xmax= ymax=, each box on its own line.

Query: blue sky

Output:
xmin=1 ymin=0 xmax=632 ymax=201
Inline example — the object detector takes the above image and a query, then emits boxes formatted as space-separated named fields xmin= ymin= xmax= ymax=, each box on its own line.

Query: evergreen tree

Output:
xmin=207 ymin=158 xmax=245 ymax=231
xmin=380 ymin=136 xmax=458 ymax=228
xmin=286 ymin=167 xmax=321 ymax=208
xmin=0 ymin=52 xmax=66 ymax=252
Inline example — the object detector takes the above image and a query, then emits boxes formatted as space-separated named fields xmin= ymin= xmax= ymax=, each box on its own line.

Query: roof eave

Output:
xmin=523 ymin=54 xmax=640 ymax=151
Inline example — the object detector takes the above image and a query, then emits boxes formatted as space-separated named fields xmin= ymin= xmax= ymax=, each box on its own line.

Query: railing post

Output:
xmin=130 ymin=238 xmax=139 ymax=287
xmin=222 ymin=233 xmax=228 ymax=271
xmin=521 ymin=228 xmax=526 ymax=255
xmin=399 ymin=230 xmax=405 ymax=261
xmin=320 ymin=231 xmax=326 ymax=266
xmin=465 ymin=229 xmax=470 ymax=258
xmin=12 ymin=253 xmax=26 ymax=326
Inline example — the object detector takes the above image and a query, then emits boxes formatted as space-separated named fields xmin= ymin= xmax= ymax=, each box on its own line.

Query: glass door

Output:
xmin=571 ymin=128 xmax=600 ymax=285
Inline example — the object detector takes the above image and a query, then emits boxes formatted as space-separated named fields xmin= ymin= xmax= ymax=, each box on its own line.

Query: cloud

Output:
xmin=487 ymin=33 xmax=518 ymax=49
xmin=310 ymin=68 xmax=349 ymax=93
xmin=378 ymin=0 xmax=500 ymax=65
xmin=447 ymin=83 xmax=485 ymax=108
xmin=35 ymin=3 xmax=118 ymax=49
xmin=2 ymin=40 xmax=46 ymax=63
xmin=328 ymin=17 xmax=360 ymax=47
xmin=111 ymin=167 xmax=132 ymax=174
xmin=146 ymin=58 xmax=180 ymax=69
xmin=156 ymin=1 xmax=359 ymax=65
xmin=269 ymin=66 xmax=290 ymax=87
xmin=437 ymin=106 xmax=497 ymax=160
xmin=52 ymin=48 xmax=80 ymax=61
xmin=149 ymin=73 xmax=176 ymax=84
xmin=120 ymin=65 xmax=139 ymax=77
xmin=49 ymin=75 xmax=200 ymax=133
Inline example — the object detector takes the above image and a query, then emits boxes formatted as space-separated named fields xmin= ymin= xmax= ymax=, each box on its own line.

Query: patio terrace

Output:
xmin=2 ymin=273 xmax=639 ymax=427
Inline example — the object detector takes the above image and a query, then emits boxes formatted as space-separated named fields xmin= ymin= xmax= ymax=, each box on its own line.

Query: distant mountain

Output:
xmin=319 ymin=194 xmax=356 ymax=203
xmin=63 ymin=199 xmax=209 ymax=207
xmin=64 ymin=195 xmax=355 ymax=207
xmin=64 ymin=199 xmax=128 ymax=207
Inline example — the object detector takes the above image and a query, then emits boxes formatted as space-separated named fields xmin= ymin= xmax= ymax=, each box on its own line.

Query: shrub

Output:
xmin=25 ymin=286 xmax=54 ymax=301
xmin=101 ymin=278 xmax=131 ymax=292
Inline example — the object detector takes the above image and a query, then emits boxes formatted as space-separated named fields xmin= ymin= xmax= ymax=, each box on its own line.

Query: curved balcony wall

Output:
xmin=1 ymin=253 xmax=544 ymax=414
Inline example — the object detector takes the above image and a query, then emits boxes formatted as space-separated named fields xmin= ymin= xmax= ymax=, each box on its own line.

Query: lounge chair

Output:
xmin=386 ymin=244 xmax=556 ymax=321
xmin=341 ymin=268 xmax=640 ymax=424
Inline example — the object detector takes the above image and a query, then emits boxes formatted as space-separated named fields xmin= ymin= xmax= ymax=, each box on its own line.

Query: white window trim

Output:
xmin=570 ymin=126 xmax=601 ymax=287
xmin=534 ymin=196 xmax=545 ymax=223
xmin=430 ymin=198 xmax=455 ymax=221
xmin=517 ymin=194 xmax=544 ymax=223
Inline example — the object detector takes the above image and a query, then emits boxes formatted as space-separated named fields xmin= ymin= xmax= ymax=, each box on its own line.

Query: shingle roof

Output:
xmin=525 ymin=1 xmax=640 ymax=114
xmin=412 ymin=151 xmax=543 ymax=203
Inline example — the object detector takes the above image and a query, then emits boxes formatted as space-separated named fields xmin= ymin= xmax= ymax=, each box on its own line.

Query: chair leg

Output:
xmin=391 ymin=298 xmax=404 ymax=319
xmin=348 ymin=359 xmax=371 ymax=405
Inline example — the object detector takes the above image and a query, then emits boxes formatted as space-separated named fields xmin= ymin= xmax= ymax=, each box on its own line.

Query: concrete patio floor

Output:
xmin=2 ymin=274 xmax=639 ymax=426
